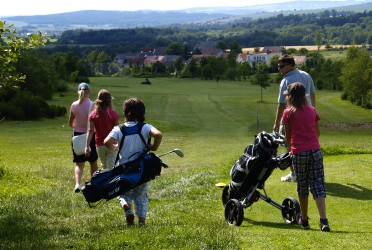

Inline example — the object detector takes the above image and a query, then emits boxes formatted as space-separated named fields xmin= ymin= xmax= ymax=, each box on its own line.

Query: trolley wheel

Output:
xmin=222 ymin=186 xmax=230 ymax=206
xmin=224 ymin=199 xmax=244 ymax=226
xmin=281 ymin=197 xmax=300 ymax=224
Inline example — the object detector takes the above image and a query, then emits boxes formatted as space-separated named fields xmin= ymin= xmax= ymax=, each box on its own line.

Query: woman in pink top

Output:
xmin=69 ymin=82 xmax=98 ymax=193
xmin=86 ymin=89 xmax=119 ymax=170
xmin=281 ymin=82 xmax=330 ymax=232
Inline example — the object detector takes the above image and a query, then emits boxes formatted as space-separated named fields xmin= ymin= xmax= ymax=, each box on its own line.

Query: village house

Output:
xmin=114 ymin=43 xmax=306 ymax=70
xmin=236 ymin=46 xmax=307 ymax=66
xmin=247 ymin=52 xmax=279 ymax=65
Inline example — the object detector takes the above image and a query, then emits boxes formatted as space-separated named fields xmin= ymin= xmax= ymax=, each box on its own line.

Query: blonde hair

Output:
xmin=78 ymin=89 xmax=90 ymax=105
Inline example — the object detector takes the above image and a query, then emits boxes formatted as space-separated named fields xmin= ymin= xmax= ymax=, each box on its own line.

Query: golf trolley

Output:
xmin=221 ymin=131 xmax=300 ymax=226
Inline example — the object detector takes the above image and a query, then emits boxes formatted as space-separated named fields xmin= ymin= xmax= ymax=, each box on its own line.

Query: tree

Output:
xmin=95 ymin=51 xmax=112 ymax=75
xmin=151 ymin=61 xmax=166 ymax=76
xmin=187 ymin=59 xmax=199 ymax=79
xmin=251 ymin=63 xmax=271 ymax=102
xmin=339 ymin=46 xmax=372 ymax=108
xmin=173 ymin=57 xmax=184 ymax=76
xmin=315 ymin=30 xmax=322 ymax=51
xmin=216 ymin=41 xmax=228 ymax=50
xmin=240 ymin=62 xmax=253 ymax=81
xmin=0 ymin=21 xmax=44 ymax=97
xmin=268 ymin=55 xmax=280 ymax=73
xmin=165 ymin=42 xmax=183 ymax=55
xmin=229 ymin=41 xmax=242 ymax=54
xmin=17 ymin=50 xmax=59 ymax=99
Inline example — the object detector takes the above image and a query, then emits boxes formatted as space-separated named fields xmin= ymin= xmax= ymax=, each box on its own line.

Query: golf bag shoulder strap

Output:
xmin=115 ymin=123 xmax=148 ymax=164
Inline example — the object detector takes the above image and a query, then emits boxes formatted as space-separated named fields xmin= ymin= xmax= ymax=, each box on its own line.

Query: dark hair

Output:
xmin=123 ymin=98 xmax=145 ymax=122
xmin=94 ymin=89 xmax=112 ymax=116
xmin=286 ymin=82 xmax=307 ymax=114
xmin=278 ymin=54 xmax=295 ymax=66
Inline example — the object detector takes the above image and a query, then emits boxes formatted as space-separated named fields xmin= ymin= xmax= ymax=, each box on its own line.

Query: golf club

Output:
xmin=158 ymin=148 xmax=184 ymax=158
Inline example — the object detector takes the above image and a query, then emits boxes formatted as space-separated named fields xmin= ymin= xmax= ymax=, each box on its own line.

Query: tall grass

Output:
xmin=0 ymin=78 xmax=371 ymax=249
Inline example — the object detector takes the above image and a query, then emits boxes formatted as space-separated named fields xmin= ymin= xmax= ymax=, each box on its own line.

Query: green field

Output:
xmin=0 ymin=77 xmax=371 ymax=249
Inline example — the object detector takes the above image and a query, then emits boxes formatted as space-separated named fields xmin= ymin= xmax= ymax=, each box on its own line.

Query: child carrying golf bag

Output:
xmin=222 ymin=131 xmax=299 ymax=226
xmin=81 ymin=122 xmax=173 ymax=207
xmin=81 ymin=152 xmax=165 ymax=206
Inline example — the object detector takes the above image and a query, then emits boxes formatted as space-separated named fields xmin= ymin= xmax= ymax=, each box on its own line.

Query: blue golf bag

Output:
xmin=82 ymin=152 xmax=165 ymax=206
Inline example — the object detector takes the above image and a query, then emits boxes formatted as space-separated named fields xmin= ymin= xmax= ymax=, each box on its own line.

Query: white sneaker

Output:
xmin=74 ymin=184 xmax=81 ymax=193
xmin=281 ymin=172 xmax=297 ymax=182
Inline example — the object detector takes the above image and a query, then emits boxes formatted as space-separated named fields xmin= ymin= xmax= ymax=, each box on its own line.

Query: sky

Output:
xmin=0 ymin=0 xmax=298 ymax=17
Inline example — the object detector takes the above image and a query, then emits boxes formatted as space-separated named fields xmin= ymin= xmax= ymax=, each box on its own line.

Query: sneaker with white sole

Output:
xmin=281 ymin=172 xmax=297 ymax=182
xmin=296 ymin=214 xmax=310 ymax=230
xmin=74 ymin=184 xmax=81 ymax=193
xmin=320 ymin=218 xmax=331 ymax=232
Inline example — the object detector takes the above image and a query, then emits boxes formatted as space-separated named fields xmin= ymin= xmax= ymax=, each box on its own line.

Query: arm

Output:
xmin=273 ymin=103 xmax=286 ymax=132
xmin=85 ymin=120 xmax=95 ymax=156
xmin=104 ymin=135 xmax=119 ymax=152
xmin=68 ymin=109 xmax=75 ymax=128
xmin=147 ymin=127 xmax=162 ymax=151
xmin=311 ymin=93 xmax=316 ymax=107
xmin=315 ymin=121 xmax=320 ymax=137
xmin=284 ymin=122 xmax=291 ymax=150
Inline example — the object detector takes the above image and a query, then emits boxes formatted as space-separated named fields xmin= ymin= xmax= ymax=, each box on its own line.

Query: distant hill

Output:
xmin=1 ymin=0 xmax=371 ymax=33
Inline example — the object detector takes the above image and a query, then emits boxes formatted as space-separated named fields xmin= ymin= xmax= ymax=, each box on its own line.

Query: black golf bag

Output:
xmin=82 ymin=152 xmax=164 ymax=206
xmin=229 ymin=131 xmax=283 ymax=200
xmin=223 ymin=131 xmax=298 ymax=226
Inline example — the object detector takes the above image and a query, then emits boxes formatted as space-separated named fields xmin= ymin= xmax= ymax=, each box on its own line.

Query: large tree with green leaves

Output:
xmin=340 ymin=46 xmax=372 ymax=108
xmin=1 ymin=21 xmax=67 ymax=120
xmin=0 ymin=21 xmax=44 ymax=98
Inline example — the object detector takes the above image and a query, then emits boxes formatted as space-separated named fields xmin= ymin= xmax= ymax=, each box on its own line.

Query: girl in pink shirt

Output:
xmin=282 ymin=82 xmax=330 ymax=232
xmin=86 ymin=89 xmax=119 ymax=170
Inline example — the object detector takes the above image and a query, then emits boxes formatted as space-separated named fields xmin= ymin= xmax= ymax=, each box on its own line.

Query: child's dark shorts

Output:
xmin=72 ymin=132 xmax=98 ymax=163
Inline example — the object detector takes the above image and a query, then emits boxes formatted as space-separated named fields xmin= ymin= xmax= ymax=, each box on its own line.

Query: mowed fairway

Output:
xmin=0 ymin=77 xmax=371 ymax=249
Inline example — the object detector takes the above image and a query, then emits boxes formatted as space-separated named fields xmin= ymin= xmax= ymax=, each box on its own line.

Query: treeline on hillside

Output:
xmin=55 ymin=10 xmax=372 ymax=50
xmin=1 ymin=45 xmax=370 ymax=122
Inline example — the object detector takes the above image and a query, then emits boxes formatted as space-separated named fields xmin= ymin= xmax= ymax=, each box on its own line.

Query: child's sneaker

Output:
xmin=74 ymin=184 xmax=81 ymax=193
xmin=296 ymin=214 xmax=310 ymax=230
xmin=125 ymin=209 xmax=135 ymax=226
xmin=280 ymin=172 xmax=297 ymax=182
xmin=320 ymin=218 xmax=331 ymax=232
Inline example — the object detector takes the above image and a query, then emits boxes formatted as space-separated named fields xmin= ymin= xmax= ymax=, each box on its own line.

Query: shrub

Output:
xmin=0 ymin=92 xmax=66 ymax=120
xmin=341 ymin=92 xmax=348 ymax=100
xmin=55 ymin=80 xmax=68 ymax=92
xmin=0 ymin=102 xmax=25 ymax=120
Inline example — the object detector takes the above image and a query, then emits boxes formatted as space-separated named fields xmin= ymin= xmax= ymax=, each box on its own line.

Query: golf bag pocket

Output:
xmin=230 ymin=153 xmax=255 ymax=188
xmin=82 ymin=153 xmax=163 ymax=205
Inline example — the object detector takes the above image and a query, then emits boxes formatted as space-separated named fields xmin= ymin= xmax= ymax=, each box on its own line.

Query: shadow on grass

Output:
xmin=0 ymin=209 xmax=55 ymax=249
xmin=326 ymin=182 xmax=372 ymax=200
xmin=242 ymin=217 xmax=371 ymax=234
xmin=242 ymin=218 xmax=297 ymax=229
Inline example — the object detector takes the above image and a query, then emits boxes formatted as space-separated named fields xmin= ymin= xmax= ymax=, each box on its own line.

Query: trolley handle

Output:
xmin=271 ymin=131 xmax=287 ymax=147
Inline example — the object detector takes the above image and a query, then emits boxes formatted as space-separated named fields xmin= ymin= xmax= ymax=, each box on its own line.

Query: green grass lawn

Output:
xmin=0 ymin=77 xmax=371 ymax=249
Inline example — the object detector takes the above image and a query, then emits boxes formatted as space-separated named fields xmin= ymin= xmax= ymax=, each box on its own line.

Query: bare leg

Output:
xmin=89 ymin=160 xmax=98 ymax=176
xmin=75 ymin=162 xmax=85 ymax=186
xmin=299 ymin=197 xmax=309 ymax=219
xmin=315 ymin=196 xmax=327 ymax=219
